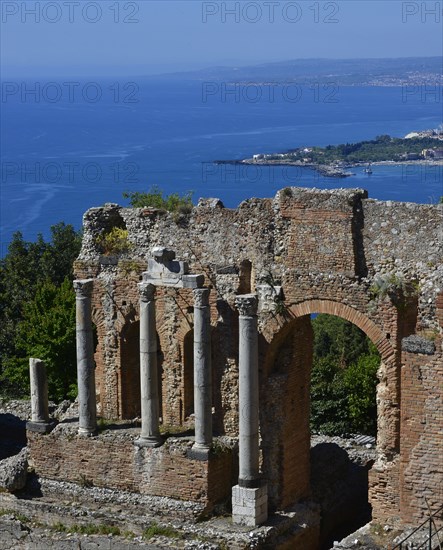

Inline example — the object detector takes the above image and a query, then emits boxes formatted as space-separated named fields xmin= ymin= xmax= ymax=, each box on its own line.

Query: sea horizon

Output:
xmin=1 ymin=79 xmax=442 ymax=254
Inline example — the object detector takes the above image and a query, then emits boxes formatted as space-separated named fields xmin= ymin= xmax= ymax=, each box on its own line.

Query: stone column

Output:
xmin=136 ymin=282 xmax=162 ymax=447
xmin=192 ymin=288 xmax=212 ymax=455
xmin=26 ymin=358 xmax=52 ymax=433
xmin=74 ymin=279 xmax=97 ymax=436
xmin=236 ymin=294 xmax=260 ymax=485
xmin=232 ymin=294 xmax=267 ymax=526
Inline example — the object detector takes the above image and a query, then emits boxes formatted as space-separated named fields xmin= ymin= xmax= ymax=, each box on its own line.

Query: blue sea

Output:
xmin=1 ymin=78 xmax=442 ymax=253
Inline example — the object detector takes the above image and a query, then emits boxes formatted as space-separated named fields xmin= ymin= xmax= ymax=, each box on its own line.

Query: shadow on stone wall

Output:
xmin=310 ymin=442 xmax=373 ymax=549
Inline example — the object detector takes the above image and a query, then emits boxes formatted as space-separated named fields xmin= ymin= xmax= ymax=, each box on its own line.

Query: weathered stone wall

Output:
xmin=399 ymin=338 xmax=443 ymax=523
xmin=363 ymin=200 xmax=442 ymax=329
xmin=260 ymin=316 xmax=313 ymax=511
xmin=70 ymin=187 xmax=442 ymax=526
xmin=28 ymin=427 xmax=235 ymax=511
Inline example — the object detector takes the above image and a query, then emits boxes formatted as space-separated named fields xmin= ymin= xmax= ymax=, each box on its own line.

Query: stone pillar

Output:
xmin=192 ymin=288 xmax=212 ymax=455
xmin=26 ymin=358 xmax=52 ymax=433
xmin=136 ymin=282 xmax=162 ymax=447
xmin=232 ymin=294 xmax=267 ymax=526
xmin=74 ymin=279 xmax=97 ymax=436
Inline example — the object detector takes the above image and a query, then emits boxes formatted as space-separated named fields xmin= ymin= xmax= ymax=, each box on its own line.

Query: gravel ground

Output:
xmin=1 ymin=400 xmax=436 ymax=549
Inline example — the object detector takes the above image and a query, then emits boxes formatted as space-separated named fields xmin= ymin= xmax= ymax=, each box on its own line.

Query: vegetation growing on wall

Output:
xmin=96 ymin=226 xmax=132 ymax=256
xmin=310 ymin=314 xmax=380 ymax=436
xmin=123 ymin=185 xmax=193 ymax=213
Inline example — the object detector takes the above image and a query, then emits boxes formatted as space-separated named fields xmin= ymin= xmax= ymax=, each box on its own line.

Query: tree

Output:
xmin=39 ymin=223 xmax=82 ymax=284
xmin=1 ymin=278 xmax=77 ymax=401
xmin=0 ymin=224 xmax=81 ymax=399
xmin=310 ymin=355 xmax=349 ymax=435
xmin=312 ymin=314 xmax=371 ymax=367
xmin=343 ymin=350 xmax=379 ymax=435
xmin=310 ymin=315 xmax=380 ymax=436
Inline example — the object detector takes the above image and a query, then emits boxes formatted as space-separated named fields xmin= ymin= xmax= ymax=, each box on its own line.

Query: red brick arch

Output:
xmin=287 ymin=299 xmax=396 ymax=363
xmin=260 ymin=298 xmax=399 ymax=510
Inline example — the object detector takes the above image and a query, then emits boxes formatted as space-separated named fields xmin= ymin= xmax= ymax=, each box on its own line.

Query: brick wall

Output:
xmin=280 ymin=192 xmax=363 ymax=276
xmin=70 ymin=188 xmax=442 ymax=525
xmin=400 ymin=346 xmax=443 ymax=523
xmin=28 ymin=429 xmax=234 ymax=511
xmin=260 ymin=317 xmax=313 ymax=510
xmin=368 ymin=457 xmax=401 ymax=522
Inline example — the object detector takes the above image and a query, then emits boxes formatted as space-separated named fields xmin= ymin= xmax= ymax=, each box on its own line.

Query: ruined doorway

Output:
xmin=120 ymin=320 xmax=140 ymax=419
xmin=182 ymin=328 xmax=217 ymax=427
xmin=183 ymin=330 xmax=194 ymax=420
xmin=260 ymin=303 xmax=392 ymax=546
xmin=120 ymin=321 xmax=163 ymax=421
xmin=309 ymin=313 xmax=378 ymax=549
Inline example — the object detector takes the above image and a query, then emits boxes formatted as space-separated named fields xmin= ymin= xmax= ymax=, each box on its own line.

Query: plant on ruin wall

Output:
xmin=123 ymin=186 xmax=193 ymax=225
xmin=95 ymin=226 xmax=132 ymax=256
xmin=369 ymin=273 xmax=419 ymax=303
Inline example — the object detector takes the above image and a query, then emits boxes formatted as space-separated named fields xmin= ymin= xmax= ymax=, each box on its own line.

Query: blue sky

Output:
xmin=1 ymin=1 xmax=442 ymax=76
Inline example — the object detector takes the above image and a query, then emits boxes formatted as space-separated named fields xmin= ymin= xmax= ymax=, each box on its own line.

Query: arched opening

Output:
xmin=183 ymin=330 xmax=194 ymax=420
xmin=120 ymin=322 xmax=163 ymax=421
xmin=120 ymin=320 xmax=140 ymax=419
xmin=181 ymin=327 xmax=217 ymax=428
xmin=310 ymin=313 xmax=379 ymax=437
xmin=260 ymin=300 xmax=397 ymax=547
xmin=238 ymin=260 xmax=252 ymax=294
xmin=310 ymin=313 xmax=379 ymax=549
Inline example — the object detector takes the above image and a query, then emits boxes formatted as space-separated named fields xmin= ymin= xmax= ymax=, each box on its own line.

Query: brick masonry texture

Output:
xmin=27 ymin=427 xmax=235 ymax=512
xmin=52 ymin=186 xmax=442 ymax=527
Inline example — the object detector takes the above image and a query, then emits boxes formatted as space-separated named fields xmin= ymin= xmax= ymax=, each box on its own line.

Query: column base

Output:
xmin=232 ymin=483 xmax=268 ymax=527
xmin=26 ymin=420 xmax=56 ymax=434
xmin=188 ymin=443 xmax=211 ymax=461
xmin=134 ymin=436 xmax=163 ymax=448
xmin=78 ymin=427 xmax=97 ymax=437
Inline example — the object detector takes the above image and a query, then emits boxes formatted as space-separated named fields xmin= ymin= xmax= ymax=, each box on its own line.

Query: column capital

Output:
xmin=193 ymin=287 xmax=210 ymax=308
xmin=73 ymin=279 xmax=94 ymax=297
xmin=235 ymin=294 xmax=258 ymax=317
xmin=138 ymin=282 xmax=156 ymax=301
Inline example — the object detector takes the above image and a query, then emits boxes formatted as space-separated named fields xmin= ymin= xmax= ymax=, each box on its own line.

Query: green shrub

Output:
xmin=0 ymin=277 xmax=78 ymax=401
xmin=0 ymin=224 xmax=81 ymax=400
xmin=51 ymin=522 xmax=121 ymax=536
xmin=142 ymin=522 xmax=181 ymax=540
xmin=123 ymin=186 xmax=193 ymax=213
xmin=96 ymin=227 xmax=131 ymax=256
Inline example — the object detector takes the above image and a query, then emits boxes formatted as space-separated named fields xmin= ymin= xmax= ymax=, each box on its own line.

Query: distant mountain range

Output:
xmin=153 ymin=56 xmax=442 ymax=86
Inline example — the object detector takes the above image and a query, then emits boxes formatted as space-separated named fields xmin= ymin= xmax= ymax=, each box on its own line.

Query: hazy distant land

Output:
xmin=156 ymin=56 xmax=443 ymax=86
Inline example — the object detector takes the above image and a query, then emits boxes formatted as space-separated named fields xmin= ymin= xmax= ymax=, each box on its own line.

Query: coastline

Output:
xmin=214 ymin=158 xmax=443 ymax=178
xmin=363 ymin=159 xmax=442 ymax=167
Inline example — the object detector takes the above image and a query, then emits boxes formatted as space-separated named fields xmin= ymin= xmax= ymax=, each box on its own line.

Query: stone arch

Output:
xmin=260 ymin=299 xmax=399 ymax=512
xmin=287 ymin=299 xmax=395 ymax=363
xmin=288 ymin=299 xmax=400 ymax=459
